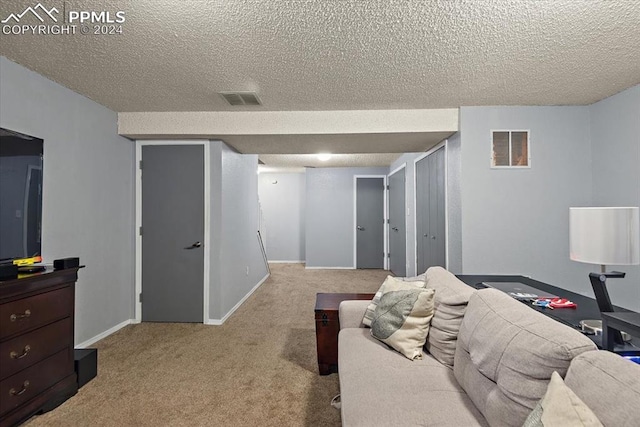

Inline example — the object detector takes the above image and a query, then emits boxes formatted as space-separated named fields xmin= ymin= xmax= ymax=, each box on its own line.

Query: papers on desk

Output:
xmin=481 ymin=281 xmax=558 ymax=299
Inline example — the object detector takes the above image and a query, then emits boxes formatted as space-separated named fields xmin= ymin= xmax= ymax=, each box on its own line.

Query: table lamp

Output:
xmin=569 ymin=207 xmax=640 ymax=345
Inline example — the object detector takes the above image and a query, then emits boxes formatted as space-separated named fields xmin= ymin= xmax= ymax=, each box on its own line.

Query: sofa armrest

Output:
xmin=339 ymin=300 xmax=370 ymax=329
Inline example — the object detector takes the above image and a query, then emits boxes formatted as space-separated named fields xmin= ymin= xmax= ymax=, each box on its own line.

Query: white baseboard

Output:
xmin=206 ymin=272 xmax=270 ymax=325
xmin=268 ymin=260 xmax=305 ymax=264
xmin=305 ymin=266 xmax=356 ymax=270
xmin=75 ymin=319 xmax=133 ymax=349
xmin=76 ymin=273 xmax=272 ymax=340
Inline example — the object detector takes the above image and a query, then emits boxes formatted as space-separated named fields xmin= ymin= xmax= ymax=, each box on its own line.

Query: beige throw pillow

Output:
xmin=523 ymin=371 xmax=603 ymax=427
xmin=371 ymin=285 xmax=435 ymax=360
xmin=362 ymin=276 xmax=425 ymax=327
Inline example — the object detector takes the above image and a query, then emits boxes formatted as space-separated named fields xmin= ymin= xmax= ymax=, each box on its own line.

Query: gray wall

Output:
xmin=305 ymin=167 xmax=387 ymax=268
xmin=208 ymin=143 xmax=223 ymax=319
xmin=589 ymin=85 xmax=640 ymax=311
xmin=0 ymin=56 xmax=135 ymax=345
xmin=388 ymin=140 xmax=463 ymax=276
xmin=459 ymin=106 xmax=594 ymax=297
xmin=209 ymin=141 xmax=269 ymax=320
xmin=446 ymin=133 xmax=463 ymax=274
xmin=258 ymin=172 xmax=306 ymax=262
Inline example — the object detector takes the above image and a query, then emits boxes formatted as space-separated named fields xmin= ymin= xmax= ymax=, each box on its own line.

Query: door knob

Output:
xmin=392 ymin=227 xmax=399 ymax=232
xmin=184 ymin=241 xmax=202 ymax=249
xmin=431 ymin=236 xmax=436 ymax=240
xmin=357 ymin=226 xmax=365 ymax=231
xmin=424 ymin=234 xmax=429 ymax=237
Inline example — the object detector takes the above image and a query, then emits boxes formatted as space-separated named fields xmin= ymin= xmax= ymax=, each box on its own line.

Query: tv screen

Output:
xmin=0 ymin=128 xmax=43 ymax=263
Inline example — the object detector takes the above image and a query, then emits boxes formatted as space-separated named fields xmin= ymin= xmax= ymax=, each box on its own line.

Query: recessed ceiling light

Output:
xmin=317 ymin=153 xmax=332 ymax=161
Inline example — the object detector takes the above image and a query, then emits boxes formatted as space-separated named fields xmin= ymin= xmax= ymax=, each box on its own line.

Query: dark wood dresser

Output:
xmin=0 ymin=268 xmax=79 ymax=427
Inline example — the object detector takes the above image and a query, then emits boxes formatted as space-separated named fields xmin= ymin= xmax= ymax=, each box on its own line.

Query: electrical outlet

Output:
xmin=245 ymin=266 xmax=249 ymax=276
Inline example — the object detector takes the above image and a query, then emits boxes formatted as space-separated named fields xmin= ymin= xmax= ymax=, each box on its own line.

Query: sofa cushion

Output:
xmin=371 ymin=287 xmax=435 ymax=360
xmin=453 ymin=289 xmax=597 ymax=427
xmin=424 ymin=266 xmax=476 ymax=367
xmin=338 ymin=328 xmax=487 ymax=427
xmin=362 ymin=275 xmax=424 ymax=327
xmin=339 ymin=300 xmax=371 ymax=329
xmin=523 ymin=371 xmax=602 ymax=427
xmin=564 ymin=350 xmax=640 ymax=426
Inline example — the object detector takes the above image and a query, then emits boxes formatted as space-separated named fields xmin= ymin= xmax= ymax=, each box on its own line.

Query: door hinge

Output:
xmin=386 ymin=219 xmax=390 ymax=224
xmin=139 ymin=226 xmax=143 ymax=236
xmin=387 ymin=253 xmax=390 ymax=258
xmin=139 ymin=160 xmax=143 ymax=170
xmin=386 ymin=185 xmax=390 ymax=190
xmin=139 ymin=293 xmax=142 ymax=303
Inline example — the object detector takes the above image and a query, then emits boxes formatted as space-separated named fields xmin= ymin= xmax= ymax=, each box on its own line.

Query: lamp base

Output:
xmin=588 ymin=272 xmax=626 ymax=345
xmin=579 ymin=319 xmax=631 ymax=341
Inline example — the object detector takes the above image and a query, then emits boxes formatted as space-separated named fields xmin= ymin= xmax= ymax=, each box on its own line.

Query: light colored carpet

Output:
xmin=25 ymin=263 xmax=388 ymax=427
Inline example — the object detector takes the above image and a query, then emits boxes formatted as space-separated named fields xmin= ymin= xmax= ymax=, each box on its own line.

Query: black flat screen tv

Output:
xmin=0 ymin=128 xmax=43 ymax=264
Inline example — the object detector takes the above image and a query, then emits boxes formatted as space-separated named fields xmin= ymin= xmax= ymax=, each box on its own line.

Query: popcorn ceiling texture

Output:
xmin=258 ymin=153 xmax=401 ymax=168
xmin=117 ymin=109 xmax=458 ymax=154
xmin=1 ymin=0 xmax=639 ymax=113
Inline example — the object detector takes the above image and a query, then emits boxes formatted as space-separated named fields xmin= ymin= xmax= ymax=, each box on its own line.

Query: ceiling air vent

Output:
xmin=219 ymin=92 xmax=262 ymax=106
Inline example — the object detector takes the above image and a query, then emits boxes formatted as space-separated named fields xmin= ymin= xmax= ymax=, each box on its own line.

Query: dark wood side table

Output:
xmin=315 ymin=293 xmax=374 ymax=375
xmin=601 ymin=311 xmax=640 ymax=351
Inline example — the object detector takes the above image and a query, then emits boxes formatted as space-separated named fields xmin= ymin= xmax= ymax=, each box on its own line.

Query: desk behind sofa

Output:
xmin=456 ymin=274 xmax=639 ymax=352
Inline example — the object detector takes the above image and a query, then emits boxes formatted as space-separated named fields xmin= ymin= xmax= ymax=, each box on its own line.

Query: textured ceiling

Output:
xmin=258 ymin=153 xmax=401 ymax=168
xmin=2 ymin=0 xmax=639 ymax=167
xmin=224 ymin=132 xmax=452 ymax=155
xmin=117 ymin=109 xmax=456 ymax=164
xmin=1 ymin=0 xmax=639 ymax=113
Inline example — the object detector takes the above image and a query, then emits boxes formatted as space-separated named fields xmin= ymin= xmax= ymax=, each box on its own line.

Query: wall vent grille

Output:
xmin=219 ymin=92 xmax=262 ymax=106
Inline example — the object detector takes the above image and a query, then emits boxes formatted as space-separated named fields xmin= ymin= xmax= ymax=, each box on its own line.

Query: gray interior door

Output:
xmin=388 ymin=169 xmax=406 ymax=276
xmin=142 ymin=145 xmax=204 ymax=322
xmin=356 ymin=178 xmax=384 ymax=268
xmin=416 ymin=147 xmax=446 ymax=275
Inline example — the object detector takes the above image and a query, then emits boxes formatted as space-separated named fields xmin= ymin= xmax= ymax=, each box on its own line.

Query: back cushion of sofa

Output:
xmin=565 ymin=350 xmax=640 ymax=426
xmin=453 ymin=289 xmax=597 ymax=427
xmin=424 ymin=267 xmax=475 ymax=367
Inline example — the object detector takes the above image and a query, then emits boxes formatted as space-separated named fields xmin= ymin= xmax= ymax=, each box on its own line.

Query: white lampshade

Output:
xmin=570 ymin=207 xmax=640 ymax=266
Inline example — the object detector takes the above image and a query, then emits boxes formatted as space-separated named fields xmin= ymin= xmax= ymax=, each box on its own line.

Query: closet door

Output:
xmin=416 ymin=155 xmax=430 ymax=275
xmin=388 ymin=168 xmax=406 ymax=276
xmin=416 ymin=147 xmax=446 ymax=274
xmin=429 ymin=147 xmax=446 ymax=269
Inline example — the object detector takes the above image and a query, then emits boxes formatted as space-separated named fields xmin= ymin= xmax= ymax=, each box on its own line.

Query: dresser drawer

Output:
xmin=0 ymin=318 xmax=72 ymax=380
xmin=0 ymin=286 xmax=73 ymax=339
xmin=0 ymin=348 xmax=73 ymax=415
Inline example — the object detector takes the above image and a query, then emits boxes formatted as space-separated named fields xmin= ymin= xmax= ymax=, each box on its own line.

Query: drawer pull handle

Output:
xmin=9 ymin=380 xmax=30 ymax=396
xmin=10 ymin=309 xmax=31 ymax=322
xmin=10 ymin=345 xmax=31 ymax=359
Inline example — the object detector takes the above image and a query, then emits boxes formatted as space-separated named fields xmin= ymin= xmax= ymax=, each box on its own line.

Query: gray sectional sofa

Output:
xmin=337 ymin=267 xmax=640 ymax=426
